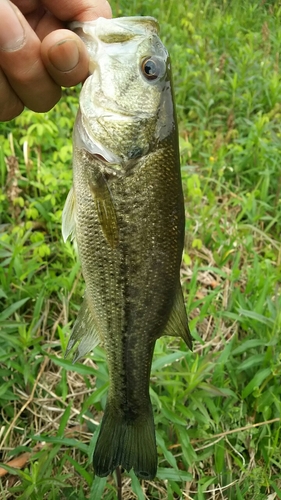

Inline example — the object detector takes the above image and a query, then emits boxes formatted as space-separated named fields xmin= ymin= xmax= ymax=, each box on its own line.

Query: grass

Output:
xmin=0 ymin=0 xmax=281 ymax=498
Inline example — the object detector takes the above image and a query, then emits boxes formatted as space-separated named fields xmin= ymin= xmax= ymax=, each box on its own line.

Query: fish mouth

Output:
xmin=93 ymin=154 xmax=109 ymax=162
xmin=70 ymin=16 xmax=159 ymax=41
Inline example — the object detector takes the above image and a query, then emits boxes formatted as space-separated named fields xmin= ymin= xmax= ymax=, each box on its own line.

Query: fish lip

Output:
xmin=69 ymin=16 xmax=159 ymax=37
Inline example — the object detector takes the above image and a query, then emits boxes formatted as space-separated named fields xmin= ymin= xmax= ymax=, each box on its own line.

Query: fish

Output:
xmin=62 ymin=16 xmax=192 ymax=480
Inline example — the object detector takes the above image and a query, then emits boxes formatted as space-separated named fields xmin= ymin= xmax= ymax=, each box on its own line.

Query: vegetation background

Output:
xmin=0 ymin=0 xmax=280 ymax=498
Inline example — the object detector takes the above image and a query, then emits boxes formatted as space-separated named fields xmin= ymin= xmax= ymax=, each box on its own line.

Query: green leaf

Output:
xmin=237 ymin=353 xmax=265 ymax=372
xmin=161 ymin=405 xmax=187 ymax=425
xmin=152 ymin=351 xmax=187 ymax=371
xmin=90 ymin=476 xmax=107 ymax=499
xmin=156 ymin=467 xmax=193 ymax=481
xmin=270 ymin=480 xmax=281 ymax=497
xmin=57 ymin=404 xmax=72 ymax=437
xmin=129 ymin=470 xmax=145 ymax=499
xmin=49 ymin=355 xmax=102 ymax=378
xmin=0 ymin=298 xmax=29 ymax=321
xmin=66 ymin=455 xmax=93 ymax=486
xmin=156 ymin=433 xmax=178 ymax=469
xmin=237 ymin=308 xmax=274 ymax=326
xmin=0 ymin=287 xmax=8 ymax=299
xmin=232 ymin=339 xmax=269 ymax=356
xmin=0 ymin=463 xmax=32 ymax=481
xmin=242 ymin=368 xmax=272 ymax=398
xmin=214 ymin=440 xmax=225 ymax=474
xmin=175 ymin=425 xmax=197 ymax=464
xmin=32 ymin=435 xmax=88 ymax=454
xmin=81 ymin=382 xmax=109 ymax=414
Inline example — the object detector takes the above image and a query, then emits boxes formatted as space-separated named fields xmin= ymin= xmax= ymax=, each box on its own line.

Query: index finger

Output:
xmin=0 ymin=2 xmax=61 ymax=116
xmin=41 ymin=0 xmax=112 ymax=22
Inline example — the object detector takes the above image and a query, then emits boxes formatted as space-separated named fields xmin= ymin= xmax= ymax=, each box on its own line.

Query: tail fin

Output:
xmin=93 ymin=402 xmax=157 ymax=479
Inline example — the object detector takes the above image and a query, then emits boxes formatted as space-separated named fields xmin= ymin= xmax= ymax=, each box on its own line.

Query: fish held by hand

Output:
xmin=62 ymin=16 xmax=192 ymax=480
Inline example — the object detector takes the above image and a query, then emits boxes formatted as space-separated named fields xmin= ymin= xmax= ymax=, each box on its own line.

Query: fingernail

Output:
xmin=49 ymin=39 xmax=80 ymax=72
xmin=0 ymin=0 xmax=25 ymax=51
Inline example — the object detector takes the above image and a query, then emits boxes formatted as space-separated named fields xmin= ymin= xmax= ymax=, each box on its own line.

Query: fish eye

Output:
xmin=141 ymin=56 xmax=165 ymax=81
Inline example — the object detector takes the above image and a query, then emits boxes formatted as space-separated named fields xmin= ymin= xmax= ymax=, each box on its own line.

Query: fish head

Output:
xmin=71 ymin=17 xmax=176 ymax=167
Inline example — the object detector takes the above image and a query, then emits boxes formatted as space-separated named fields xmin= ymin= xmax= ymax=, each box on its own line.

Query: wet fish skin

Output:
xmin=62 ymin=16 xmax=192 ymax=480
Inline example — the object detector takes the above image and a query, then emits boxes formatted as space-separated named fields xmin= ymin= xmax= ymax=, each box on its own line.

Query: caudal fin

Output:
xmin=93 ymin=402 xmax=157 ymax=479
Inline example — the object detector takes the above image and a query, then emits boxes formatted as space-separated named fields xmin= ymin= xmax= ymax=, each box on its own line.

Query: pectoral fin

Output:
xmin=62 ymin=187 xmax=76 ymax=243
xmin=66 ymin=294 xmax=101 ymax=362
xmin=162 ymin=282 xmax=192 ymax=350
xmin=89 ymin=173 xmax=119 ymax=248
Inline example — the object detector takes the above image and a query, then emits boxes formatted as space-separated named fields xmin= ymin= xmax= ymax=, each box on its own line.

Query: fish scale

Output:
xmin=62 ymin=16 xmax=192 ymax=479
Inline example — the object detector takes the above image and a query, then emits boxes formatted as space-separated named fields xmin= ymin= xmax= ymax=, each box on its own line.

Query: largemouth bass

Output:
xmin=62 ymin=16 xmax=192 ymax=480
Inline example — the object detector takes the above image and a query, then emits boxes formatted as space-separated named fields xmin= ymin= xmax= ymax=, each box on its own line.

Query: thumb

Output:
xmin=41 ymin=29 xmax=89 ymax=87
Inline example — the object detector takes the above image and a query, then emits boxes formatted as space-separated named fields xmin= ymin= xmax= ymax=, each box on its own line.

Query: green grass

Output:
xmin=0 ymin=0 xmax=281 ymax=498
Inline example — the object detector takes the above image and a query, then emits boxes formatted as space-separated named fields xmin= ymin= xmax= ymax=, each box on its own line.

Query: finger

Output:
xmin=41 ymin=0 xmax=112 ymax=21
xmin=0 ymin=0 xmax=61 ymax=114
xmin=0 ymin=68 xmax=24 ymax=121
xmin=12 ymin=1 xmax=41 ymax=15
xmin=41 ymin=30 xmax=89 ymax=87
xmin=29 ymin=11 xmax=64 ymax=40
xmin=12 ymin=2 xmax=62 ymax=34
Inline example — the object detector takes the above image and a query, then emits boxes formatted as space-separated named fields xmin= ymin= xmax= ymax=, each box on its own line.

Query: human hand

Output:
xmin=0 ymin=0 xmax=112 ymax=121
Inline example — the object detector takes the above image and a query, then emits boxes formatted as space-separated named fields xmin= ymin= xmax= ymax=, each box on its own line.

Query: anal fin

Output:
xmin=162 ymin=282 xmax=192 ymax=350
xmin=66 ymin=294 xmax=101 ymax=362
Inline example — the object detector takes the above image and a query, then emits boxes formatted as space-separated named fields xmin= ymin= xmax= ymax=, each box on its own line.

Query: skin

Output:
xmin=0 ymin=0 xmax=112 ymax=121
